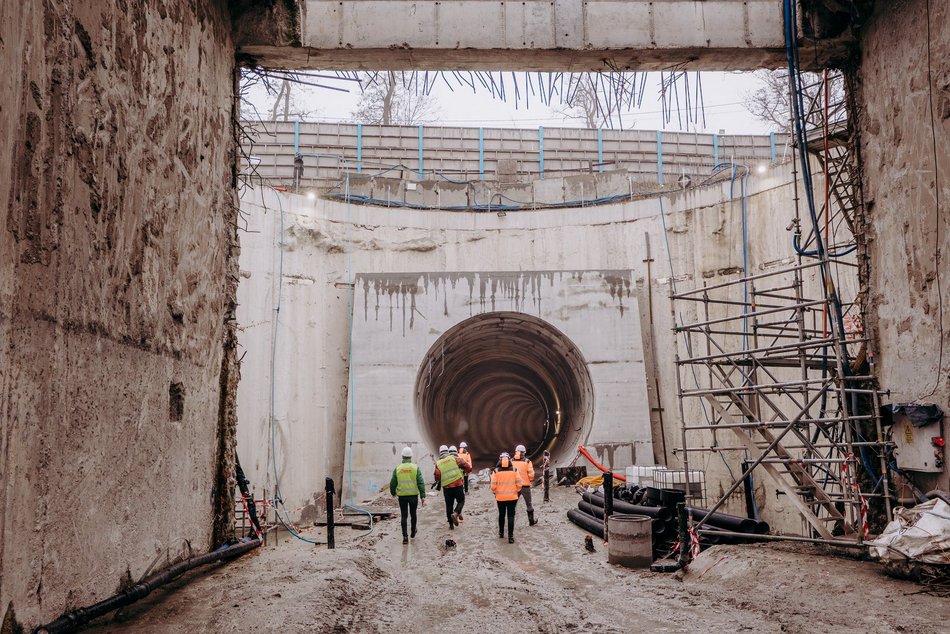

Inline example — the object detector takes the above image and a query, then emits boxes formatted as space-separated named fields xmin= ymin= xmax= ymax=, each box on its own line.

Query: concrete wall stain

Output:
xmin=357 ymin=271 xmax=632 ymax=334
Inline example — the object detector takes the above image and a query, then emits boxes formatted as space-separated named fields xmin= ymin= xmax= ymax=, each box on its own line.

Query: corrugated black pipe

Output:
xmin=34 ymin=537 xmax=262 ymax=634
xmin=582 ymin=491 xmax=674 ymax=521
xmin=577 ymin=503 xmax=672 ymax=543
xmin=578 ymin=500 xmax=605 ymax=519
xmin=567 ymin=508 xmax=604 ymax=539
xmin=685 ymin=507 xmax=763 ymax=534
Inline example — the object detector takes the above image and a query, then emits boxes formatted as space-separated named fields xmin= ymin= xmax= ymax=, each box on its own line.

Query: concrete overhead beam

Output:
xmin=236 ymin=0 xmax=848 ymax=71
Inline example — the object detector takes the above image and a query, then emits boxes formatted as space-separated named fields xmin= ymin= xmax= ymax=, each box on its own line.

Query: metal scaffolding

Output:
xmin=671 ymin=71 xmax=892 ymax=543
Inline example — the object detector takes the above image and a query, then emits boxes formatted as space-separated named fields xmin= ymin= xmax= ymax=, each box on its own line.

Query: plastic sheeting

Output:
xmin=868 ymin=499 xmax=950 ymax=565
xmin=882 ymin=403 xmax=945 ymax=428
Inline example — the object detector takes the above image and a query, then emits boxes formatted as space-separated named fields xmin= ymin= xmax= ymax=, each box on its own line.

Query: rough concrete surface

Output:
xmin=84 ymin=487 xmax=949 ymax=633
xmin=0 ymin=1 xmax=238 ymax=628
xmin=858 ymin=0 xmax=950 ymax=494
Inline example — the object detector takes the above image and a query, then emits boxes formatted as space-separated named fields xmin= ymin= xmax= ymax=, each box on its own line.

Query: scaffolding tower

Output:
xmin=671 ymin=71 xmax=892 ymax=543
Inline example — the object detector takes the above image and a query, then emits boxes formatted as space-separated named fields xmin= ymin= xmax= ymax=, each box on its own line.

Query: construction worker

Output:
xmin=434 ymin=444 xmax=470 ymax=529
xmin=491 ymin=452 xmax=523 ymax=543
xmin=389 ymin=446 xmax=426 ymax=544
xmin=457 ymin=441 xmax=473 ymax=492
xmin=512 ymin=444 xmax=538 ymax=526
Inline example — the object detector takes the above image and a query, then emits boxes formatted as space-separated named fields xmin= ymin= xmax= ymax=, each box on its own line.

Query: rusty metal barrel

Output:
xmin=607 ymin=514 xmax=653 ymax=568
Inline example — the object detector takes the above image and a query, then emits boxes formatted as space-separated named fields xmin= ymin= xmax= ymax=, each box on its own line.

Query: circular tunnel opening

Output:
xmin=414 ymin=312 xmax=594 ymax=469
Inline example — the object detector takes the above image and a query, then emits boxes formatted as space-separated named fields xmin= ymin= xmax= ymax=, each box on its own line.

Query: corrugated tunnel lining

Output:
xmin=414 ymin=312 xmax=594 ymax=469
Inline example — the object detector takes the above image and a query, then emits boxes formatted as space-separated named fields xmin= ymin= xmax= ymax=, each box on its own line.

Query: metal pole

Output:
xmin=603 ymin=471 xmax=613 ymax=542
xmin=643 ymin=232 xmax=668 ymax=463
xmin=694 ymin=529 xmax=867 ymax=549
xmin=325 ymin=477 xmax=335 ymax=549
xmin=676 ymin=503 xmax=690 ymax=568
xmin=542 ymin=450 xmax=551 ymax=503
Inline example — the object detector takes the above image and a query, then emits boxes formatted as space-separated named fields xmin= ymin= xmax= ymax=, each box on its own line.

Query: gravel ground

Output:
xmin=86 ymin=485 xmax=949 ymax=633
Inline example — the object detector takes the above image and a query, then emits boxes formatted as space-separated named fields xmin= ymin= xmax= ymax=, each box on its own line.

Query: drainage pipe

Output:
xmin=581 ymin=491 xmax=673 ymax=521
xmin=34 ymin=537 xmax=262 ymax=634
xmin=578 ymin=500 xmax=605 ymax=519
xmin=567 ymin=508 xmax=604 ymax=539
xmin=575 ymin=504 xmax=671 ymax=545
xmin=685 ymin=507 xmax=763 ymax=534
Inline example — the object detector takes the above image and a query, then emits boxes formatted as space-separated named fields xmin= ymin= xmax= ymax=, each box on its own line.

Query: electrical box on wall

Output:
xmin=885 ymin=404 xmax=945 ymax=473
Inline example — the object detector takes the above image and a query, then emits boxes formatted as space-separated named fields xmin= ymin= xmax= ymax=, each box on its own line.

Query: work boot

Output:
xmin=499 ymin=530 xmax=504 ymax=538
xmin=403 ymin=536 xmax=409 ymax=544
xmin=448 ymin=521 xmax=455 ymax=530
xmin=508 ymin=536 xmax=514 ymax=544
xmin=451 ymin=512 xmax=459 ymax=526
xmin=528 ymin=511 xmax=538 ymax=526
xmin=411 ymin=528 xmax=417 ymax=538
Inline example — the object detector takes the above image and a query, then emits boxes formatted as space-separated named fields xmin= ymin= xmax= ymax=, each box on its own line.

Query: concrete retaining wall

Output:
xmin=857 ymin=0 xmax=950 ymax=493
xmin=236 ymin=161 xmax=828 ymax=534
xmin=0 ymin=1 xmax=237 ymax=628
xmin=246 ymin=120 xmax=789 ymax=191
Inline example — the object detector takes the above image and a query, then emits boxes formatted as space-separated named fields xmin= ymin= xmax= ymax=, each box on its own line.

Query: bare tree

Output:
xmin=267 ymin=78 xmax=317 ymax=121
xmin=554 ymin=74 xmax=639 ymax=130
xmin=557 ymin=81 xmax=600 ymax=128
xmin=352 ymin=72 xmax=439 ymax=125
xmin=744 ymin=69 xmax=846 ymax=133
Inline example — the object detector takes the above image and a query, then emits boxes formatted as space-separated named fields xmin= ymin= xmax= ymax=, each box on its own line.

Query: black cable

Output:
xmin=923 ymin=0 xmax=945 ymax=398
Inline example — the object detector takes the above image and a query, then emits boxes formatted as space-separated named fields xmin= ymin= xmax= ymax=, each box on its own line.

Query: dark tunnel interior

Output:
xmin=414 ymin=312 xmax=594 ymax=469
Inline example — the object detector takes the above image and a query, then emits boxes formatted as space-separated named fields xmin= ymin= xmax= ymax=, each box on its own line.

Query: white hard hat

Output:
xmin=515 ymin=444 xmax=526 ymax=453
xmin=459 ymin=441 xmax=468 ymax=449
xmin=402 ymin=447 xmax=413 ymax=458
xmin=438 ymin=444 xmax=449 ymax=454
xmin=449 ymin=445 xmax=458 ymax=454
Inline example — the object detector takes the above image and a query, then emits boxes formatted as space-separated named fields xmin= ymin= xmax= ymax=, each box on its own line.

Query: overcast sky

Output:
xmin=243 ymin=70 xmax=774 ymax=135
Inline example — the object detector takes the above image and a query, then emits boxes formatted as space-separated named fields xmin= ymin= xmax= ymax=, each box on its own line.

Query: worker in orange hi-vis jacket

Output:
xmin=490 ymin=452 xmax=523 ymax=543
xmin=512 ymin=444 xmax=538 ymax=526
xmin=457 ymin=441 xmax=473 ymax=492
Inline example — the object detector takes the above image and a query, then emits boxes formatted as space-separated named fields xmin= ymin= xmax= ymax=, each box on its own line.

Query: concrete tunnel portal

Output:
xmin=414 ymin=312 xmax=594 ymax=470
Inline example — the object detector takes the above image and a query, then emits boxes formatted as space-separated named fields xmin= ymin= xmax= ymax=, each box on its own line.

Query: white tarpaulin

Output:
xmin=868 ymin=498 xmax=950 ymax=565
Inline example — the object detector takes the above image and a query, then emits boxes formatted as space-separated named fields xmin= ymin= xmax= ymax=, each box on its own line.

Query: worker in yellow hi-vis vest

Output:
xmin=390 ymin=447 xmax=426 ymax=544
xmin=433 ymin=445 xmax=471 ymax=530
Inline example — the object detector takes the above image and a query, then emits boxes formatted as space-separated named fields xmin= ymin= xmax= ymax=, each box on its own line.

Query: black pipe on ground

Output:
xmin=695 ymin=527 xmax=751 ymax=545
xmin=575 ymin=504 xmax=670 ymax=547
xmin=582 ymin=491 xmax=674 ymax=522
xmin=567 ymin=508 xmax=604 ymax=539
xmin=35 ymin=537 xmax=262 ymax=634
xmin=652 ymin=518 xmax=672 ymax=538
xmin=235 ymin=455 xmax=262 ymax=538
xmin=685 ymin=506 xmax=762 ymax=534
xmin=578 ymin=500 xmax=606 ymax=520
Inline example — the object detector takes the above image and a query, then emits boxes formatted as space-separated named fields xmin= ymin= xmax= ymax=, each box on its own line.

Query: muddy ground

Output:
xmin=88 ymin=486 xmax=948 ymax=633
